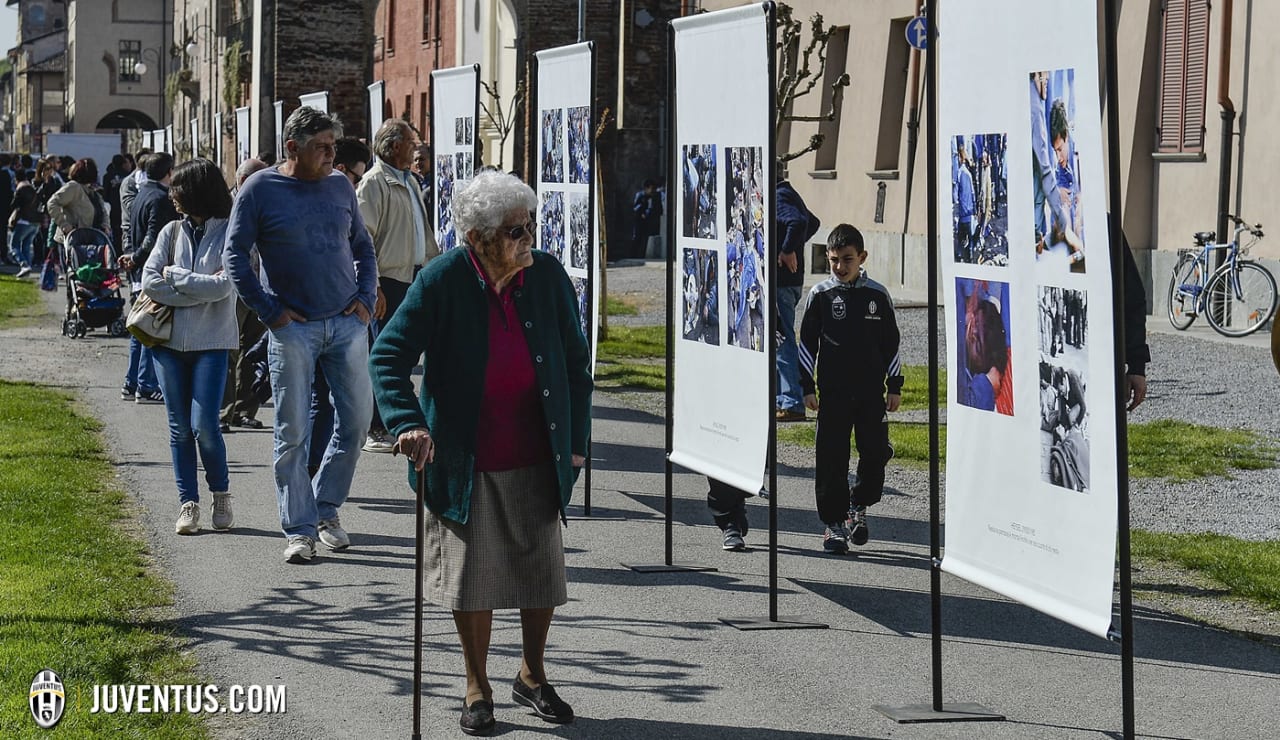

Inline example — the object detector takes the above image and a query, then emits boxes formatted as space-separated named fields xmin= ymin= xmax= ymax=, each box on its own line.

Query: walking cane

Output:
xmin=412 ymin=467 xmax=425 ymax=740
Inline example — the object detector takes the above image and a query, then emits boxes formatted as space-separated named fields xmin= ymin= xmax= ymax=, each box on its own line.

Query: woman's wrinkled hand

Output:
xmin=571 ymin=454 xmax=586 ymax=467
xmin=393 ymin=428 xmax=435 ymax=471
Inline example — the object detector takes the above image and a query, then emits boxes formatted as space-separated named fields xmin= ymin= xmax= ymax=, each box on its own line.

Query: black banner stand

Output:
xmin=873 ymin=2 xmax=1002 ymax=723
xmin=410 ymin=472 xmax=426 ymax=740
xmin=719 ymin=2 xmax=825 ymax=632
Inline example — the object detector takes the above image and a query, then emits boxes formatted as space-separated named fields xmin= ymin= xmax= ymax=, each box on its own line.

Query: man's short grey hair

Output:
xmin=236 ymin=157 xmax=268 ymax=186
xmin=283 ymin=106 xmax=344 ymax=155
xmin=452 ymin=171 xmax=537 ymax=243
xmin=373 ymin=119 xmax=414 ymax=163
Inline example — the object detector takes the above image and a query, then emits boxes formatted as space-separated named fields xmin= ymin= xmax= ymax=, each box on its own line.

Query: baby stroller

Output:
xmin=61 ymin=228 xmax=127 ymax=339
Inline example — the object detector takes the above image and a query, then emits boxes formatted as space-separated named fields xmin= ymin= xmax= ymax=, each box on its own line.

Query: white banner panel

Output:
xmin=430 ymin=65 xmax=480 ymax=253
xmin=938 ymin=0 xmax=1119 ymax=638
xmin=165 ymin=125 xmax=173 ymax=155
xmin=368 ymin=80 xmax=386 ymax=140
xmin=234 ymin=106 xmax=251 ymax=166
xmin=670 ymin=5 xmax=773 ymax=494
xmin=214 ymin=112 xmax=223 ymax=173
xmin=299 ymin=91 xmax=330 ymax=114
xmin=190 ymin=118 xmax=199 ymax=159
xmin=273 ymin=100 xmax=284 ymax=162
xmin=142 ymin=130 xmax=153 ymax=153
xmin=535 ymin=42 xmax=598 ymax=373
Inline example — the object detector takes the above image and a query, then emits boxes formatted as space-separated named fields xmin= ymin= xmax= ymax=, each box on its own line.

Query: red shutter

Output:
xmin=1157 ymin=0 xmax=1187 ymax=152
xmin=1182 ymin=0 xmax=1211 ymax=152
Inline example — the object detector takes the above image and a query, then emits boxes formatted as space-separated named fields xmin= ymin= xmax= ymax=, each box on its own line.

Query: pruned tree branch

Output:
xmin=774 ymin=2 xmax=851 ymax=165
xmin=479 ymin=78 xmax=527 ymax=169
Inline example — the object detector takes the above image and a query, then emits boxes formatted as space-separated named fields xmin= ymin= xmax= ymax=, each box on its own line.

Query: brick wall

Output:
xmin=372 ymin=0 xmax=457 ymax=138
xmin=274 ymin=0 xmax=378 ymax=139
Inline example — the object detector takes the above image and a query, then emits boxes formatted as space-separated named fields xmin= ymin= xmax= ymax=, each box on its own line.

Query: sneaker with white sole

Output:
xmin=121 ymin=384 xmax=136 ymax=401
xmin=210 ymin=492 xmax=234 ymax=530
xmin=16 ymin=264 xmax=31 ymax=278
xmin=175 ymin=501 xmax=200 ymax=534
xmin=847 ymin=505 xmax=869 ymax=546
xmin=283 ymin=535 xmax=316 ymax=563
xmin=362 ymin=430 xmax=394 ymax=453
xmin=823 ymin=522 xmax=850 ymax=554
xmin=318 ymin=518 xmax=350 ymax=550
xmin=136 ymin=389 xmax=164 ymax=404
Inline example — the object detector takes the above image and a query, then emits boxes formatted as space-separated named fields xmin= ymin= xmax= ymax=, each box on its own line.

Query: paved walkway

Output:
xmin=3 ymin=284 xmax=1278 ymax=739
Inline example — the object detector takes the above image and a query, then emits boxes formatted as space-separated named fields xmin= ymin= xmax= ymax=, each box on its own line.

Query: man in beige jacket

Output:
xmin=357 ymin=119 xmax=437 ymax=452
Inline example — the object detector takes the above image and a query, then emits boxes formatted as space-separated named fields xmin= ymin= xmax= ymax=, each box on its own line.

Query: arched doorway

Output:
xmin=95 ymin=109 xmax=158 ymax=131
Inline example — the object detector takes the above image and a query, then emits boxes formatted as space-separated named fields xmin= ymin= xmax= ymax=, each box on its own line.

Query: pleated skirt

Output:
xmin=423 ymin=461 xmax=567 ymax=611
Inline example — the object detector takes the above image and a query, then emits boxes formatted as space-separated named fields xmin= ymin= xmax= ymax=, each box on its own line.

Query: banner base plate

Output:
xmin=621 ymin=562 xmax=717 ymax=573
xmin=873 ymin=703 xmax=1005 ymax=723
xmin=719 ymin=616 xmax=828 ymax=631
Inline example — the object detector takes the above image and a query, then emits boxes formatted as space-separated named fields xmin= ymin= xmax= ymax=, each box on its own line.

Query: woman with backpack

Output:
xmin=46 ymin=158 xmax=110 ymax=248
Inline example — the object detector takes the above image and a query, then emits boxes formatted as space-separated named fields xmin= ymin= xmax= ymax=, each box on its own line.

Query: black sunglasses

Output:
xmin=502 ymin=220 xmax=536 ymax=241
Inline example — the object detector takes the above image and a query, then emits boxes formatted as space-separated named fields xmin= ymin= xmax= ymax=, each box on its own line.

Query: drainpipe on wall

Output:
xmin=899 ymin=0 xmax=926 ymax=285
xmin=1215 ymin=0 xmax=1235 ymax=246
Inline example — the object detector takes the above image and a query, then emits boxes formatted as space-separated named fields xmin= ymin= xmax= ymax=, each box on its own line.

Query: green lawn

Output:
xmin=1128 ymin=419 xmax=1277 ymax=481
xmin=1132 ymin=531 xmax=1280 ymax=612
xmin=0 ymin=381 xmax=206 ymax=738
xmin=0 ymin=274 xmax=41 ymax=327
xmin=605 ymin=296 xmax=639 ymax=316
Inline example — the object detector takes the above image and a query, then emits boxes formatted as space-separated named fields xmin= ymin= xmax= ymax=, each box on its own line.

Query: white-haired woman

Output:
xmin=369 ymin=170 xmax=591 ymax=736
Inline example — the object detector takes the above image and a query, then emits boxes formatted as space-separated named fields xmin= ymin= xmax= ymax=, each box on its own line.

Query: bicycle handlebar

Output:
xmin=1227 ymin=214 xmax=1265 ymax=237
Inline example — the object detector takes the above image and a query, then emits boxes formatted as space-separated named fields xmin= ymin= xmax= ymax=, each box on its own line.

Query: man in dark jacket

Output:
xmin=775 ymin=177 xmax=821 ymax=420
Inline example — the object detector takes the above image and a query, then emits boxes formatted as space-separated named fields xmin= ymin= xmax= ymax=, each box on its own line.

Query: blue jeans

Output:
xmin=775 ymin=285 xmax=804 ymax=412
xmin=8 ymin=221 xmax=37 ymax=267
xmin=152 ymin=347 xmax=230 ymax=503
xmin=267 ymin=313 xmax=372 ymax=538
xmin=124 ymin=321 xmax=160 ymax=393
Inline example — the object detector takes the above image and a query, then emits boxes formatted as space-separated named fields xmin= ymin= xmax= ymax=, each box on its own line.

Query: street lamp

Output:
xmin=133 ymin=47 xmax=168 ymax=130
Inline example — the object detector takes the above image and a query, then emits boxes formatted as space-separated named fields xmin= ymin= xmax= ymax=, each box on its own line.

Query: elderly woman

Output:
xmin=370 ymin=170 xmax=591 ymax=736
xmin=141 ymin=159 xmax=239 ymax=534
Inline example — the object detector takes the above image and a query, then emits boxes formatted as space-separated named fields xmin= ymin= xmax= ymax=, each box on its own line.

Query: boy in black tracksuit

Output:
xmin=798 ymin=224 xmax=903 ymax=554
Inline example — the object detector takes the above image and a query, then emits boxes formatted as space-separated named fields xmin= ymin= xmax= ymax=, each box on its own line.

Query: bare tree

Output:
xmin=479 ymin=79 xmax=527 ymax=169
xmin=775 ymin=3 xmax=849 ymax=165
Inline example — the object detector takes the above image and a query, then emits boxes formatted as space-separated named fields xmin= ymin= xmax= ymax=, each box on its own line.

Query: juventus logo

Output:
xmin=29 ymin=669 xmax=65 ymax=729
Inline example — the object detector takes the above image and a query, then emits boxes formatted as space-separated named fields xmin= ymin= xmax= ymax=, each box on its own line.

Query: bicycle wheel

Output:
xmin=1166 ymin=253 xmax=1201 ymax=330
xmin=1204 ymin=261 xmax=1278 ymax=337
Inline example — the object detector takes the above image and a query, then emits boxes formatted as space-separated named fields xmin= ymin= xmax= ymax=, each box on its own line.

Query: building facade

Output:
xmin=65 ymin=0 xmax=166 ymax=137
xmin=7 ymin=0 xmax=67 ymax=153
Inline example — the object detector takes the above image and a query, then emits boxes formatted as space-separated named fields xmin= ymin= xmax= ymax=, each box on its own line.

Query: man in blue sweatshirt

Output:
xmin=224 ymin=107 xmax=378 ymax=564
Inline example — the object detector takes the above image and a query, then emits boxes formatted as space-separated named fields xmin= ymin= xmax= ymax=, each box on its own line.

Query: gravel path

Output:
xmin=603 ymin=261 xmax=1280 ymax=542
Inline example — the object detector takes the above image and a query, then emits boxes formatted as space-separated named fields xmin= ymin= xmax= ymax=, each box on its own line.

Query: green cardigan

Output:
xmin=369 ymin=247 xmax=593 ymax=523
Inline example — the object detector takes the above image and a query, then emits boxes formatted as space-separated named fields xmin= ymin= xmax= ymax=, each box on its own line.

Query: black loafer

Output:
xmin=511 ymin=675 xmax=574 ymax=724
xmin=459 ymin=699 xmax=495 ymax=736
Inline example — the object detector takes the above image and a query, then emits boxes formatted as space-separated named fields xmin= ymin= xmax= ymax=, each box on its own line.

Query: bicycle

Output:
xmin=1166 ymin=215 xmax=1277 ymax=337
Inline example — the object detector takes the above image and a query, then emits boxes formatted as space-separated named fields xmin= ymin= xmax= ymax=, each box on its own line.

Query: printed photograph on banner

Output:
xmin=455 ymin=117 xmax=466 ymax=145
xmin=455 ymin=151 xmax=473 ymax=180
xmin=682 ymin=144 xmax=718 ymax=239
xmin=567 ymin=106 xmax=592 ymax=184
xmin=950 ymin=133 xmax=1009 ymax=266
xmin=541 ymin=109 xmax=565 ymax=183
xmin=568 ymin=192 xmax=590 ymax=270
xmin=465 ymin=116 xmax=474 ymax=145
xmin=1031 ymin=68 xmax=1086 ymax=273
xmin=571 ymin=275 xmax=590 ymax=338
xmin=435 ymin=155 xmax=456 ymax=251
xmin=540 ymin=191 xmax=565 ymax=262
xmin=725 ymin=146 xmax=767 ymax=351
xmin=1038 ymin=285 xmax=1088 ymax=359
xmin=956 ymin=278 xmax=1013 ymax=415
xmin=681 ymin=247 xmax=720 ymax=345
xmin=1037 ymin=286 xmax=1091 ymax=491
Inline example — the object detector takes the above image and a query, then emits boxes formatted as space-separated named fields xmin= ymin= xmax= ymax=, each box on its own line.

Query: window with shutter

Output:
xmin=1157 ymin=0 xmax=1211 ymax=153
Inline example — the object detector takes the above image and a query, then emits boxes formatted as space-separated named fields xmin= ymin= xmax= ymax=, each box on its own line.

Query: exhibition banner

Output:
xmin=430 ymin=65 xmax=480 ymax=252
xmin=165 ymin=125 xmax=173 ymax=155
xmin=937 ymin=0 xmax=1119 ymax=638
xmin=534 ymin=42 xmax=599 ymax=373
xmin=368 ymin=81 xmax=386 ymax=140
xmin=669 ymin=4 xmax=773 ymax=494
xmin=213 ymin=112 xmax=223 ymax=172
xmin=190 ymin=119 xmax=199 ymax=159
xmin=299 ymin=91 xmax=330 ymax=114
xmin=273 ymin=100 xmax=284 ymax=162
xmin=235 ymin=106 xmax=251 ymax=166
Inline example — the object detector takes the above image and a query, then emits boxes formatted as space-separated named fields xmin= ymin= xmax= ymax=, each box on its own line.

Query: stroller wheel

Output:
xmin=74 ymin=320 xmax=87 ymax=339
xmin=61 ymin=318 xmax=70 ymax=337
xmin=108 ymin=318 xmax=128 ymax=338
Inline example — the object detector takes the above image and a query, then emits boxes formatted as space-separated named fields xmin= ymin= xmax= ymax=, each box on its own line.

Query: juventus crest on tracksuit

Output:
xmin=798 ymin=270 xmax=904 ymax=524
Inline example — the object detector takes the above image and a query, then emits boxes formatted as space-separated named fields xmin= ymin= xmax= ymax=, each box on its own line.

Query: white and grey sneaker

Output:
xmin=318 ymin=518 xmax=350 ymax=550
xmin=210 ymin=492 xmax=234 ymax=530
xmin=362 ymin=430 xmax=394 ymax=453
xmin=175 ymin=501 xmax=200 ymax=535
xmin=283 ymin=535 xmax=316 ymax=563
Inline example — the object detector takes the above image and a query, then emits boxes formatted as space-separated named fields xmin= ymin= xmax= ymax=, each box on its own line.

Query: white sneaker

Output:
xmin=318 ymin=518 xmax=350 ymax=550
xmin=210 ymin=492 xmax=234 ymax=530
xmin=175 ymin=501 xmax=200 ymax=534
xmin=283 ymin=535 xmax=316 ymax=563
xmin=16 ymin=264 xmax=31 ymax=278
xmin=362 ymin=431 xmax=394 ymax=453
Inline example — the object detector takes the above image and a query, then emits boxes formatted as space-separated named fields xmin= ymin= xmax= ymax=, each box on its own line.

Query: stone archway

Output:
xmin=96 ymin=109 xmax=158 ymax=131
